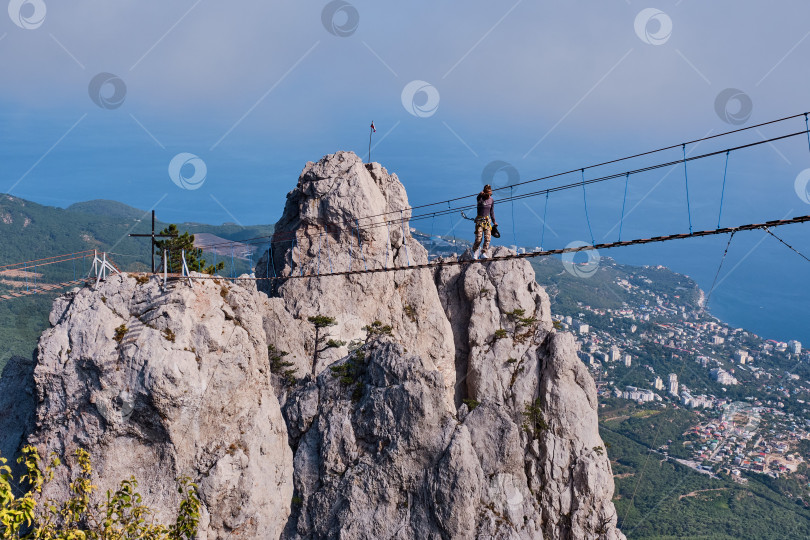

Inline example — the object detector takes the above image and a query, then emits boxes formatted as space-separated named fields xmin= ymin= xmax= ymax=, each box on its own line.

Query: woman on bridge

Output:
xmin=472 ymin=184 xmax=497 ymax=259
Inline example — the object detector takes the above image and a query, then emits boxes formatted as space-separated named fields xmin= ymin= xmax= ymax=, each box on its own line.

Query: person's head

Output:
xmin=480 ymin=184 xmax=492 ymax=200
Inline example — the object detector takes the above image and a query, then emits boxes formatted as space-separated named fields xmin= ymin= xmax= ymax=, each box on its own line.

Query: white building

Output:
xmin=789 ymin=340 xmax=802 ymax=355
xmin=734 ymin=350 xmax=750 ymax=364
xmin=681 ymin=391 xmax=712 ymax=408
xmin=654 ymin=376 xmax=664 ymax=391
xmin=610 ymin=346 xmax=621 ymax=362
xmin=711 ymin=335 xmax=725 ymax=345
xmin=578 ymin=323 xmax=589 ymax=334
xmin=669 ymin=373 xmax=679 ymax=396
xmin=624 ymin=354 xmax=632 ymax=367
xmin=623 ymin=386 xmax=659 ymax=403
xmin=710 ymin=367 xmax=738 ymax=385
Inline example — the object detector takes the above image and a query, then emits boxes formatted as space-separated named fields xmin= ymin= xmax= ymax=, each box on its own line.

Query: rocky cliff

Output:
xmin=2 ymin=151 xmax=624 ymax=539
xmin=27 ymin=274 xmax=293 ymax=538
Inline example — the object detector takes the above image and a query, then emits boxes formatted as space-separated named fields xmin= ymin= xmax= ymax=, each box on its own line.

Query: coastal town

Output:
xmin=549 ymin=261 xmax=810 ymax=484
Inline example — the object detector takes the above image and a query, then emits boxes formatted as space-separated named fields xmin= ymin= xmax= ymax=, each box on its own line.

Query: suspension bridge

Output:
xmin=0 ymin=251 xmax=119 ymax=301
xmin=0 ymin=111 xmax=808 ymax=301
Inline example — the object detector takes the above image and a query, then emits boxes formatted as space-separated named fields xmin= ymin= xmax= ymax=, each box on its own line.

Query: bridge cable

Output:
xmin=511 ymin=186 xmax=517 ymax=247
xmin=175 ymin=215 xmax=810 ymax=283
xmin=0 ymin=278 xmax=92 ymax=302
xmin=357 ymin=219 xmax=368 ymax=271
xmin=428 ymin=213 xmax=436 ymax=259
xmin=762 ymin=226 xmax=810 ymax=264
xmin=0 ymin=250 xmax=95 ymax=271
xmin=805 ymin=113 xmax=810 ymax=152
xmin=540 ymin=192 xmax=549 ymax=249
xmin=682 ymin=144 xmax=693 ymax=234
xmin=580 ymin=169 xmax=596 ymax=246
xmin=400 ymin=211 xmax=411 ymax=266
xmin=717 ymin=151 xmax=730 ymax=229
xmin=704 ymin=230 xmax=736 ymax=309
xmin=385 ymin=215 xmax=392 ymax=269
xmin=618 ymin=172 xmax=630 ymax=242
xmin=353 ymin=111 xmax=810 ymax=221
xmin=447 ymin=202 xmax=457 ymax=257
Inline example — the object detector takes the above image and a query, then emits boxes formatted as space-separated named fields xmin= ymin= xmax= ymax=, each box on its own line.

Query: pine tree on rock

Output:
xmin=154 ymin=224 xmax=225 ymax=275
xmin=308 ymin=315 xmax=345 ymax=375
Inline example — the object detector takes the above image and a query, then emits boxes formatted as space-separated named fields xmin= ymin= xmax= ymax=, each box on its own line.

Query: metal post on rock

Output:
xmin=129 ymin=210 xmax=178 ymax=273
xmin=368 ymin=121 xmax=375 ymax=164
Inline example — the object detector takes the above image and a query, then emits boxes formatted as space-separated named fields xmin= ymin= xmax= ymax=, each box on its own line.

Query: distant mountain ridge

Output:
xmin=66 ymin=199 xmax=149 ymax=221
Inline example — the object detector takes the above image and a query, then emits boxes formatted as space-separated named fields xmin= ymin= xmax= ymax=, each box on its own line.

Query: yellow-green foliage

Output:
xmin=0 ymin=446 xmax=200 ymax=539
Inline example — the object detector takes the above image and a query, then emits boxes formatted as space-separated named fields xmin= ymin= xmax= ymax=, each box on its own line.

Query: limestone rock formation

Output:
xmin=2 ymin=150 xmax=625 ymax=539
xmin=281 ymin=341 xmax=478 ymax=539
xmin=435 ymin=246 xmax=553 ymax=407
xmin=28 ymin=274 xmax=293 ymax=539
xmin=435 ymin=251 xmax=624 ymax=538
xmin=256 ymin=152 xmax=456 ymax=405
xmin=279 ymin=333 xmax=623 ymax=539
xmin=534 ymin=332 xmax=622 ymax=539
xmin=257 ymin=151 xmax=624 ymax=539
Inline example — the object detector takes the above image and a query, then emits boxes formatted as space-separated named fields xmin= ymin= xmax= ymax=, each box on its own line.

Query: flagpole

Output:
xmin=368 ymin=121 xmax=373 ymax=164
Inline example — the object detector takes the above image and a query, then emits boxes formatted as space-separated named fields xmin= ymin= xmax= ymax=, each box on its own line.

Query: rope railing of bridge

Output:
xmin=157 ymin=214 xmax=810 ymax=283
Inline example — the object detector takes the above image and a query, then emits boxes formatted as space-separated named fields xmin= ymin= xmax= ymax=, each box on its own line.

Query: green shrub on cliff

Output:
xmin=0 ymin=446 xmax=200 ymax=539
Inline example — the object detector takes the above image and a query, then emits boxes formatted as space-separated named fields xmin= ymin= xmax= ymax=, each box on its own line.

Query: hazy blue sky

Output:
xmin=2 ymin=1 xmax=809 ymax=341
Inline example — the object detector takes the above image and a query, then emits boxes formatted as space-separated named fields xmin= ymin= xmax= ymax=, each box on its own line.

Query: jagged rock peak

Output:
xmin=275 ymin=151 xmax=408 ymax=236
xmin=256 ymin=151 xmax=458 ymax=405
xmin=260 ymin=151 xmax=413 ymax=279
